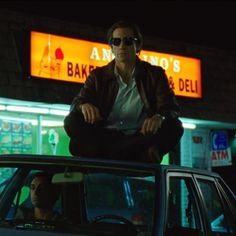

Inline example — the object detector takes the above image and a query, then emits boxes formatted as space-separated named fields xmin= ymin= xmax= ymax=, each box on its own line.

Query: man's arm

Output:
xmin=140 ymin=114 xmax=164 ymax=135
xmin=70 ymin=71 xmax=98 ymax=113
xmin=79 ymin=103 xmax=103 ymax=124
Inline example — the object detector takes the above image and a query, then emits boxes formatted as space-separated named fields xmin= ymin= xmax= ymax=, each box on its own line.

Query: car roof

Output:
xmin=0 ymin=154 xmax=220 ymax=178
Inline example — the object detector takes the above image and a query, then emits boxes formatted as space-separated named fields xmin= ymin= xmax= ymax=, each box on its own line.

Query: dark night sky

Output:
xmin=2 ymin=1 xmax=236 ymax=51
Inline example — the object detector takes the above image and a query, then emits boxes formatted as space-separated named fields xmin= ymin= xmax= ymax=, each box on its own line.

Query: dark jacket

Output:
xmin=70 ymin=57 xmax=180 ymax=120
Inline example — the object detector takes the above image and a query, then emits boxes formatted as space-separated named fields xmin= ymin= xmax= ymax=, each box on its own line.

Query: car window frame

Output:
xmin=194 ymin=174 xmax=236 ymax=235
xmin=0 ymin=167 xmax=29 ymax=218
xmin=165 ymin=171 xmax=206 ymax=236
xmin=215 ymin=179 xmax=236 ymax=235
xmin=215 ymin=177 xmax=236 ymax=220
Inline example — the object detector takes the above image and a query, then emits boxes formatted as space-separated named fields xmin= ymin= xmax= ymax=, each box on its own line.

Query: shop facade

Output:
xmin=0 ymin=9 xmax=236 ymax=178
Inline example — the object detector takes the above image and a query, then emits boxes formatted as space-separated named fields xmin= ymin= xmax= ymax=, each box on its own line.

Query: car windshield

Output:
xmin=0 ymin=164 xmax=156 ymax=236
xmin=85 ymin=173 xmax=155 ymax=225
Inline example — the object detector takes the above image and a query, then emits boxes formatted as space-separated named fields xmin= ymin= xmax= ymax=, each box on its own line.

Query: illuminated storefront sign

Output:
xmin=30 ymin=31 xmax=202 ymax=98
xmin=211 ymin=131 xmax=232 ymax=166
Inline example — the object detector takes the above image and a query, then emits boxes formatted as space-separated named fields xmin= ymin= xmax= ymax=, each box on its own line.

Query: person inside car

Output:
xmin=15 ymin=171 xmax=61 ymax=220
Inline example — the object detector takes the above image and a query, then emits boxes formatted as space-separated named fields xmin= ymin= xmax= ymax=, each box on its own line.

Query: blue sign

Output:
xmin=212 ymin=131 xmax=228 ymax=151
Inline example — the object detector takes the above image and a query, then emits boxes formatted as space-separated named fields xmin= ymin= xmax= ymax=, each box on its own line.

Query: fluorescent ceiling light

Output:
xmin=0 ymin=116 xmax=63 ymax=127
xmin=49 ymin=109 xmax=69 ymax=116
xmin=0 ymin=105 xmax=5 ymax=110
xmin=41 ymin=120 xmax=63 ymax=127
xmin=182 ymin=123 xmax=196 ymax=129
xmin=0 ymin=116 xmax=33 ymax=123
xmin=31 ymin=120 xmax=63 ymax=127
xmin=6 ymin=105 xmax=49 ymax=114
xmin=2 ymin=105 xmax=69 ymax=116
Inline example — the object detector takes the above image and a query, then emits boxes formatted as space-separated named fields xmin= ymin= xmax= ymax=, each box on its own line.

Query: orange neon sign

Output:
xmin=30 ymin=31 xmax=201 ymax=98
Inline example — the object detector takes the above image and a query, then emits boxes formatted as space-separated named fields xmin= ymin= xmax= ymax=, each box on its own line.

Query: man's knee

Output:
xmin=64 ymin=111 xmax=84 ymax=138
xmin=152 ymin=118 xmax=183 ymax=155
xmin=163 ymin=118 xmax=184 ymax=138
xmin=69 ymin=138 xmax=101 ymax=157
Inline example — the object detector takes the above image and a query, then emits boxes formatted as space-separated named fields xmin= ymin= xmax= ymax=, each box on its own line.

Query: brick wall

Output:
xmin=0 ymin=9 xmax=236 ymax=123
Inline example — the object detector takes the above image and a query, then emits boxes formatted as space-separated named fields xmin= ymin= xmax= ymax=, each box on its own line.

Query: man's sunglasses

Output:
xmin=110 ymin=37 xmax=138 ymax=46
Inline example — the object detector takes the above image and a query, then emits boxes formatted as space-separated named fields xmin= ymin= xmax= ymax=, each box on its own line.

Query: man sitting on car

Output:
xmin=15 ymin=171 xmax=61 ymax=220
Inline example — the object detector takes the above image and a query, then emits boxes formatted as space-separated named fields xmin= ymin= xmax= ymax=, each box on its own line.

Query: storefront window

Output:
xmin=0 ymin=98 xmax=70 ymax=156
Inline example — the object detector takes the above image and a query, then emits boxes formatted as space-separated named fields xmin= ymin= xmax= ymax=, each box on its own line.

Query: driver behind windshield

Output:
xmin=15 ymin=171 xmax=61 ymax=220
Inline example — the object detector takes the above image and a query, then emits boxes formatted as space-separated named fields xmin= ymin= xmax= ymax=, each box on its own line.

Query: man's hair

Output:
xmin=30 ymin=171 xmax=60 ymax=205
xmin=31 ymin=171 xmax=52 ymax=184
xmin=107 ymin=20 xmax=143 ymax=53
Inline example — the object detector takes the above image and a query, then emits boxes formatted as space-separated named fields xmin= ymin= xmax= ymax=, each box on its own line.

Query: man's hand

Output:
xmin=80 ymin=103 xmax=103 ymax=124
xmin=140 ymin=114 xmax=164 ymax=135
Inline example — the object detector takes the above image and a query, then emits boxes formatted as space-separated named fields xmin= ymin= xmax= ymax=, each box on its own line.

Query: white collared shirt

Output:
xmin=106 ymin=68 xmax=147 ymax=134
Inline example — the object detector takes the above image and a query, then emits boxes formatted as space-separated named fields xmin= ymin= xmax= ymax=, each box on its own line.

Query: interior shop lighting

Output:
xmin=0 ymin=116 xmax=33 ymax=123
xmin=6 ymin=105 xmax=49 ymax=114
xmin=0 ymin=116 xmax=64 ymax=127
xmin=49 ymin=109 xmax=69 ymax=116
xmin=0 ymin=105 xmax=6 ymax=110
xmin=182 ymin=123 xmax=196 ymax=129
xmin=2 ymin=105 xmax=69 ymax=117
xmin=31 ymin=120 xmax=64 ymax=127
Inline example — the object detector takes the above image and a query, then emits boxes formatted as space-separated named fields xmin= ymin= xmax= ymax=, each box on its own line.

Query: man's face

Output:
xmin=111 ymin=27 xmax=138 ymax=63
xmin=30 ymin=176 xmax=52 ymax=209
